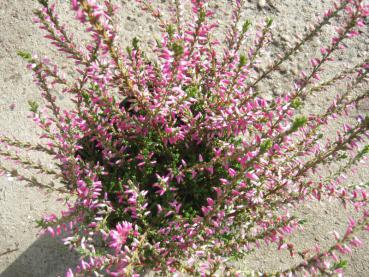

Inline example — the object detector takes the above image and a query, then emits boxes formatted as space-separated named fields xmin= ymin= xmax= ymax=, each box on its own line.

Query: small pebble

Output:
xmin=124 ymin=22 xmax=135 ymax=32
xmin=258 ymin=0 xmax=267 ymax=9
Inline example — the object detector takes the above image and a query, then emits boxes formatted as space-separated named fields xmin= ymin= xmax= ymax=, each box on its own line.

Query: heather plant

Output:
xmin=1 ymin=0 xmax=369 ymax=275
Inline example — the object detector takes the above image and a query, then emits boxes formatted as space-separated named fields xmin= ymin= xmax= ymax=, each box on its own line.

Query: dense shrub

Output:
xmin=1 ymin=0 xmax=369 ymax=275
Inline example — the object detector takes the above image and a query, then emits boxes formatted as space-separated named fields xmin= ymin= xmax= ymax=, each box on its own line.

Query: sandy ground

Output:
xmin=0 ymin=0 xmax=368 ymax=276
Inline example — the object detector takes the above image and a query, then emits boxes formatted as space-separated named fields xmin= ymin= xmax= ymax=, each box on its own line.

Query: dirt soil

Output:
xmin=0 ymin=0 xmax=368 ymax=276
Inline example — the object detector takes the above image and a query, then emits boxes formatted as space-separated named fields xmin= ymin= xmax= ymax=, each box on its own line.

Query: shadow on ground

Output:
xmin=1 ymin=236 xmax=79 ymax=277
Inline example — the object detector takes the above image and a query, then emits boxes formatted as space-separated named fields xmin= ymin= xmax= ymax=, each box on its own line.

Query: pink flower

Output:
xmin=310 ymin=58 xmax=320 ymax=67
xmin=66 ymin=268 xmax=74 ymax=277
xmin=349 ymin=236 xmax=363 ymax=248
xmin=109 ymin=221 xmax=133 ymax=252
xmin=246 ymin=172 xmax=259 ymax=181
xmin=228 ymin=168 xmax=237 ymax=177
xmin=71 ymin=0 xmax=78 ymax=11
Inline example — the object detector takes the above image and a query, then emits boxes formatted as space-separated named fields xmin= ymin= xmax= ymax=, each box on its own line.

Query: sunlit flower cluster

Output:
xmin=1 ymin=0 xmax=368 ymax=276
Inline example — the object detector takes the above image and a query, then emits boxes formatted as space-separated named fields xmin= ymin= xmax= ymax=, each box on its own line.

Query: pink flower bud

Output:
xmin=246 ymin=172 xmax=259 ymax=180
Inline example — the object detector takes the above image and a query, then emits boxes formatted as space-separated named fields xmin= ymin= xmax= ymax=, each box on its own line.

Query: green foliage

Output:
xmin=77 ymin=123 xmax=223 ymax=229
xmin=228 ymin=249 xmax=249 ymax=261
xmin=185 ymin=85 xmax=199 ymax=98
xmin=291 ymin=116 xmax=308 ymax=132
xmin=28 ymin=100 xmax=39 ymax=113
xmin=37 ymin=0 xmax=48 ymax=7
xmin=172 ymin=41 xmax=184 ymax=58
xmin=332 ymin=260 xmax=348 ymax=270
xmin=242 ymin=20 xmax=252 ymax=33
xmin=166 ymin=24 xmax=175 ymax=40
xmin=291 ymin=97 xmax=302 ymax=109
xmin=337 ymin=151 xmax=348 ymax=161
xmin=183 ymin=207 xmax=197 ymax=223
xmin=199 ymin=10 xmax=206 ymax=23
xmin=266 ymin=18 xmax=273 ymax=28
xmin=132 ymin=37 xmax=140 ymax=50
xmin=239 ymin=54 xmax=247 ymax=67
xmin=357 ymin=144 xmax=369 ymax=160
xmin=260 ymin=139 xmax=273 ymax=153
xmin=363 ymin=145 xmax=369 ymax=154
xmin=17 ymin=51 xmax=32 ymax=62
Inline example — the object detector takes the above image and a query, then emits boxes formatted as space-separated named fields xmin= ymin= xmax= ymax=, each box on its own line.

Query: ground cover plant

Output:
xmin=0 ymin=0 xmax=369 ymax=275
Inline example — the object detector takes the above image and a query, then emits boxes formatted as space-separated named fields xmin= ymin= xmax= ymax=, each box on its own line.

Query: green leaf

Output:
xmin=126 ymin=46 xmax=132 ymax=56
xmin=333 ymin=260 xmax=348 ymax=270
xmin=132 ymin=37 xmax=140 ymax=50
xmin=291 ymin=116 xmax=308 ymax=132
xmin=337 ymin=151 xmax=348 ymax=161
xmin=166 ymin=24 xmax=175 ymax=39
xmin=185 ymin=85 xmax=198 ymax=98
xmin=291 ymin=97 xmax=302 ymax=109
xmin=172 ymin=41 xmax=184 ymax=58
xmin=357 ymin=144 xmax=369 ymax=160
xmin=28 ymin=100 xmax=39 ymax=113
xmin=17 ymin=51 xmax=32 ymax=62
xmin=37 ymin=0 xmax=48 ymax=7
xmin=81 ymin=91 xmax=90 ymax=103
xmin=199 ymin=10 xmax=206 ymax=23
xmin=260 ymin=139 xmax=272 ymax=153
xmin=242 ymin=20 xmax=252 ymax=33
xmin=155 ymin=38 xmax=163 ymax=48
xmin=239 ymin=54 xmax=247 ymax=67
xmin=266 ymin=18 xmax=273 ymax=28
